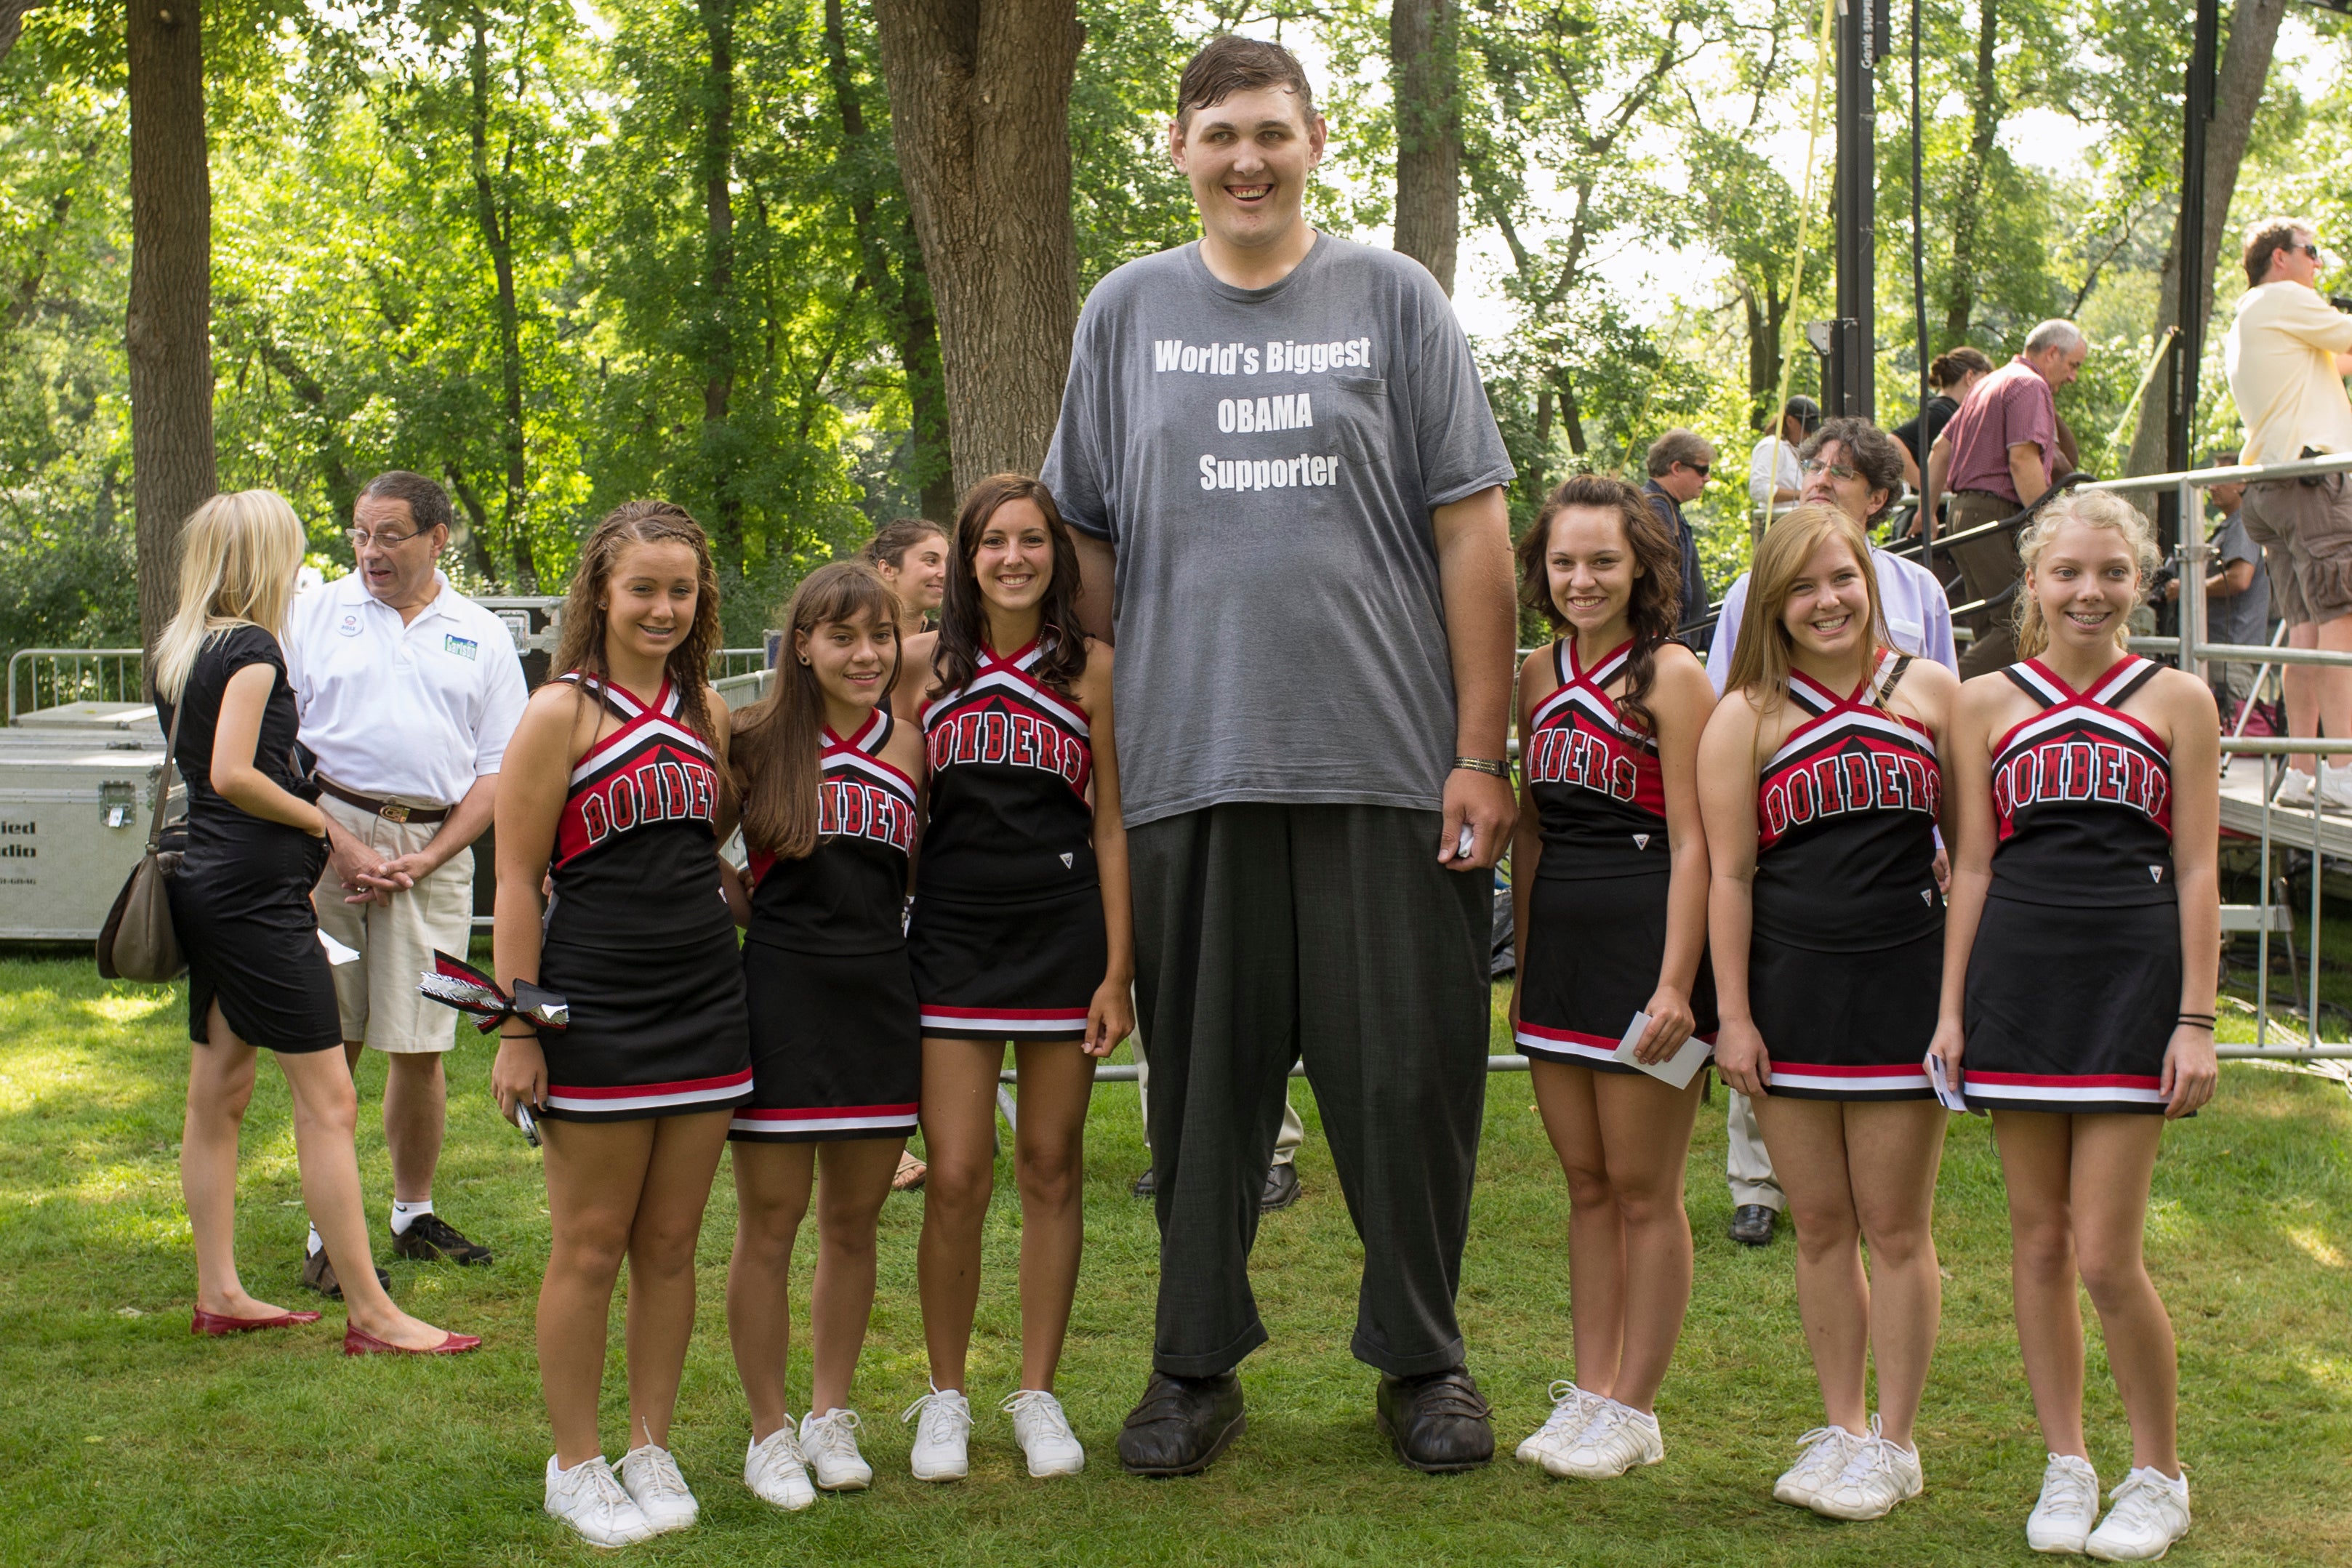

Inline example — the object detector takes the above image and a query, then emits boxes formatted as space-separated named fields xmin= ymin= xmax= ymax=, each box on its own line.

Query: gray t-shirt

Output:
xmin=1040 ymin=236 xmax=1514 ymax=827
xmin=2207 ymin=512 xmax=2269 ymax=648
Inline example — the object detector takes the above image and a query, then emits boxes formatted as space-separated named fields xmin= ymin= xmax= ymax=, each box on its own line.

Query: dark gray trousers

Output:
xmin=1126 ymin=803 xmax=1490 ymax=1379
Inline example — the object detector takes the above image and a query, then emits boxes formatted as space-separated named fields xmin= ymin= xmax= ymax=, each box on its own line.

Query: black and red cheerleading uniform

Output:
xmin=734 ymin=710 xmax=922 ymax=1142
xmin=1964 ymin=656 xmax=2178 ymax=1115
xmin=536 ymin=674 xmax=752 ymax=1122
xmin=1747 ymin=653 xmax=1943 ymax=1100
xmin=909 ymin=636 xmax=1108 ymax=1042
xmin=1514 ymin=638 xmax=1717 ymax=1070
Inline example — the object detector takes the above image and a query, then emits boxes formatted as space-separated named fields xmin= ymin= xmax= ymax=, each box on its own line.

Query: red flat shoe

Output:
xmin=342 ymin=1324 xmax=482 ymax=1356
xmin=190 ymin=1307 xmax=324 ymax=1336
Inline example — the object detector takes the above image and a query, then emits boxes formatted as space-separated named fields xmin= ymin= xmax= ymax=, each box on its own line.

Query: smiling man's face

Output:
xmin=1169 ymin=84 xmax=1325 ymax=256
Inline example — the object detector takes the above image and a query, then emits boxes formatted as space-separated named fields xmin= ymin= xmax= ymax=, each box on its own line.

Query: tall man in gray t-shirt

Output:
xmin=1042 ymin=36 xmax=1518 ymax=1477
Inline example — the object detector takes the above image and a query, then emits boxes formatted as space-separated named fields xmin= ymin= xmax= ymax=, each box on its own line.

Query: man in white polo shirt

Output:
xmin=286 ymin=471 xmax=528 ymax=1292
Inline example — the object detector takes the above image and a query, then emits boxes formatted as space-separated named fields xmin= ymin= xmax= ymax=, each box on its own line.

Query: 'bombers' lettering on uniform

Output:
xmin=1963 ymin=655 xmax=2182 ymax=1116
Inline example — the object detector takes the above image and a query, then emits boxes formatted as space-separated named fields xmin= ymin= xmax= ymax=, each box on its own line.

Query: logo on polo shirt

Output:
xmin=443 ymin=635 xmax=478 ymax=661
xmin=337 ymin=612 xmax=361 ymax=637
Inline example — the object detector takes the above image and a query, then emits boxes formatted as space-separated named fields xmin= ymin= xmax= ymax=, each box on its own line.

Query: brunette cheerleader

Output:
xmin=1698 ymin=503 xmax=1961 ymax=1521
xmin=894 ymin=475 xmax=1133 ymax=1482
xmin=1506 ymin=475 xmax=1718 ymax=1481
xmin=490 ymin=502 xmax=752 ymax=1548
xmin=1933 ymin=491 xmax=2217 ymax=1561
xmin=723 ymin=561 xmax=929 ymax=1505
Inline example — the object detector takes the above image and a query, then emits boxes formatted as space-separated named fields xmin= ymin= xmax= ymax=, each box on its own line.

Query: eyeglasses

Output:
xmin=1801 ymin=458 xmax=1861 ymax=482
xmin=346 ymin=527 xmax=424 ymax=549
xmin=1677 ymin=462 xmax=1711 ymax=478
xmin=2297 ymin=242 xmax=2325 ymax=261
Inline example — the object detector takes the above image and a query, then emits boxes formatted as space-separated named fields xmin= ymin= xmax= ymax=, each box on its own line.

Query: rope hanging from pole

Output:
xmin=1911 ymin=0 xmax=1932 ymax=578
xmin=1765 ymin=0 xmax=1842 ymax=541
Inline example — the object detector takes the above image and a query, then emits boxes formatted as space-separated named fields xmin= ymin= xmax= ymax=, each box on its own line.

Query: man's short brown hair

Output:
xmin=1645 ymin=428 xmax=1714 ymax=478
xmin=1799 ymin=418 xmax=1906 ymax=526
xmin=2243 ymin=217 xmax=2311 ymax=288
xmin=1175 ymin=35 xmax=1315 ymax=131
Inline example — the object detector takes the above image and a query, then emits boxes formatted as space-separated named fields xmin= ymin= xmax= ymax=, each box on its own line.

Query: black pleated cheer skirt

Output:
xmin=1963 ymin=895 xmax=2180 ymax=1115
xmin=908 ymin=883 xmax=1107 ymax=1042
xmin=170 ymin=819 xmax=341 ymax=1055
xmin=534 ymin=930 xmax=752 ymax=1122
xmin=732 ymin=941 xmax=920 ymax=1142
xmin=1514 ymin=871 xmax=1717 ymax=1074
xmin=1747 ymin=928 xmax=1941 ymax=1101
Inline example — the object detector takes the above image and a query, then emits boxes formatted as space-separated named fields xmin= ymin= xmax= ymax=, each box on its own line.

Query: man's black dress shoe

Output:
xmin=1116 ymin=1370 xmax=1245 ymax=1476
xmin=1131 ymin=1167 xmax=1155 ymax=1198
xmin=1375 ymin=1366 xmax=1494 ymax=1472
xmin=1260 ymin=1162 xmax=1301 ymax=1211
xmin=1728 ymin=1204 xmax=1778 ymax=1246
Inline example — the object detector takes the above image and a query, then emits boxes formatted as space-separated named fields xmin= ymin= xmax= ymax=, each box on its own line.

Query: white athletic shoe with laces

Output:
xmin=799 ymin=1407 xmax=874 ymax=1492
xmin=1541 ymin=1397 xmax=1663 ymax=1480
xmin=618 ymin=1443 xmax=698 ymax=1535
xmin=2084 ymin=1467 xmax=2191 ymax=1561
xmin=2026 ymin=1452 xmax=2101 ymax=1553
xmin=1810 ymin=1417 xmax=1923 ymax=1520
xmin=2275 ymin=768 xmax=2317 ymax=806
xmin=744 ymin=1424 xmax=818 ymax=1511
xmin=902 ymin=1386 xmax=974 ymax=1481
xmin=1773 ymin=1425 xmax=1866 ymax=1508
xmin=1003 ymin=1388 xmax=1086 ymax=1477
xmin=544 ymin=1455 xmax=657 ymax=1548
xmin=2319 ymin=765 xmax=2352 ymax=813
xmin=1515 ymin=1380 xmax=1601 ymax=1466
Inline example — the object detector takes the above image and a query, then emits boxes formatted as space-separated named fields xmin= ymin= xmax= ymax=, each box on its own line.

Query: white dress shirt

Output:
xmin=1748 ymin=435 xmax=1802 ymax=512
xmin=1705 ymin=546 xmax=1959 ymax=696
xmin=285 ymin=571 xmax=529 ymax=805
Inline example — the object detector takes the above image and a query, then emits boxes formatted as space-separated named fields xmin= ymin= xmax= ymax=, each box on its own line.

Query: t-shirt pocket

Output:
xmin=1332 ymin=375 xmax=1392 ymax=465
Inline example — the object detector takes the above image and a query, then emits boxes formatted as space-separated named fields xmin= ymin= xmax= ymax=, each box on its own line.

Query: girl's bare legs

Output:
xmin=1008 ymin=1040 xmax=1096 ymax=1392
xmin=807 ymin=1137 xmax=907 ymax=1414
xmin=728 ymin=1141 xmax=816 ymax=1442
xmin=916 ymin=1038 xmax=1005 ymax=1394
xmin=1752 ymin=1096 xmax=1871 ymax=1434
xmin=184 ymin=1029 xmax=272 ymax=1318
xmin=1589 ymin=1069 xmax=1706 ymax=1414
xmin=1530 ymin=1060 xmax=1623 ymax=1396
xmin=617 ymin=1111 xmax=732 ymax=1452
xmin=1841 ymin=1100 xmax=1948 ymax=1446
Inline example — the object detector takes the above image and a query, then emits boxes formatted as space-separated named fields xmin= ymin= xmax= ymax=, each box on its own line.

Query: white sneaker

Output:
xmin=2319 ymin=765 xmax=2352 ymax=813
xmin=544 ymin=1454 xmax=657 ymax=1548
xmin=744 ymin=1425 xmax=818 ymax=1512
xmin=2084 ymin=1467 xmax=2191 ymax=1561
xmin=902 ymin=1386 xmax=973 ymax=1481
xmin=1515 ymin=1380 xmax=1601 ymax=1466
xmin=618 ymin=1443 xmax=698 ymax=1535
xmin=1810 ymin=1418 xmax=1923 ymax=1520
xmin=1773 ymin=1424 xmax=1865 ymax=1508
xmin=2275 ymin=768 xmax=2316 ymax=805
xmin=799 ymin=1407 xmax=873 ymax=1492
xmin=2026 ymin=1452 xmax=2102 ymax=1553
xmin=1541 ymin=1397 xmax=1663 ymax=1479
xmin=1003 ymin=1388 xmax=1086 ymax=1477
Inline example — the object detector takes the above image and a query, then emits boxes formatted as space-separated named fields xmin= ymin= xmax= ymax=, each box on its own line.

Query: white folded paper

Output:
xmin=317 ymin=928 xmax=362 ymax=966
xmin=1924 ymin=1050 xmax=1978 ymax=1114
xmin=1611 ymin=1010 xmax=1713 ymax=1090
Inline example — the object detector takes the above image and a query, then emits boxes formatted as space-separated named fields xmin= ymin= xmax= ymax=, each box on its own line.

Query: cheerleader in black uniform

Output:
xmin=158 ymin=491 xmax=475 ymax=1356
xmin=491 ymin=502 xmax=752 ymax=1548
xmin=1698 ymin=503 xmax=1962 ymax=1521
xmin=894 ymin=475 xmax=1133 ymax=1483
xmin=723 ymin=561 xmax=928 ymax=1504
xmin=1933 ymin=491 xmax=2217 ymax=1561
xmin=1504 ymin=475 xmax=1718 ymax=1481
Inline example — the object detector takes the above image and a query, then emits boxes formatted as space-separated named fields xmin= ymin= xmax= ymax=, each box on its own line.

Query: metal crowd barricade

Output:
xmin=7 ymin=648 xmax=145 ymax=723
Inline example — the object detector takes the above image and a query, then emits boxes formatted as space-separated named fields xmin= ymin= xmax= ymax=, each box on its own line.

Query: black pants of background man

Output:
xmin=1949 ymin=489 xmax=2026 ymax=678
xmin=1127 ymin=802 xmax=1490 ymax=1379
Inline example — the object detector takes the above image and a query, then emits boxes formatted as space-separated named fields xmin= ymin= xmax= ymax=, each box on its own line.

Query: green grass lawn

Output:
xmin=1 ymin=954 xmax=2347 ymax=1567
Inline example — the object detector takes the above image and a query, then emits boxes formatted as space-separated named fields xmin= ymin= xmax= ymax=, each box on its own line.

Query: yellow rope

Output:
xmin=1762 ymin=0 xmax=1841 ymax=540
xmin=2105 ymin=326 xmax=2180 ymax=461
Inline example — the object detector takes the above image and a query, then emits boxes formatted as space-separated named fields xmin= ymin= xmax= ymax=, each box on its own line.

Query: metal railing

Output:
xmin=7 ymin=648 xmax=146 ymax=724
xmin=712 ymin=648 xmax=771 ymax=679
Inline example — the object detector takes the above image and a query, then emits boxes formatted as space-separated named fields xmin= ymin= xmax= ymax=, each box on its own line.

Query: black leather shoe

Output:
xmin=1376 ymin=1366 xmax=1494 ymax=1472
xmin=1116 ymin=1370 xmax=1245 ymax=1476
xmin=300 ymin=1248 xmax=391 ymax=1300
xmin=391 ymin=1213 xmax=491 ymax=1265
xmin=1131 ymin=1167 xmax=1156 ymax=1199
xmin=1728 ymin=1204 xmax=1778 ymax=1246
xmin=1259 ymin=1162 xmax=1301 ymax=1211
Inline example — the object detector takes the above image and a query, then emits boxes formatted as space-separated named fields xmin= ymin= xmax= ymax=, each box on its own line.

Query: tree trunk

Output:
xmin=467 ymin=9 xmax=535 ymax=590
xmin=699 ymin=0 xmax=742 ymax=568
xmin=870 ymin=0 xmax=1081 ymax=494
xmin=1942 ymin=0 xmax=2000 ymax=346
xmin=127 ymin=0 xmax=215 ymax=649
xmin=2124 ymin=0 xmax=2288 ymax=479
xmin=1522 ymin=384 xmax=1552 ymax=515
xmin=1389 ymin=0 xmax=1459 ymax=295
xmin=443 ymin=465 xmax=503 ymax=585
xmin=823 ymin=0 xmax=954 ymax=519
xmin=0 ymin=1 xmax=44 ymax=63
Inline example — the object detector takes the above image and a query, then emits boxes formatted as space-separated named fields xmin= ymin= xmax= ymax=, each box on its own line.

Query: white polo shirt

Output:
xmin=285 ymin=570 xmax=529 ymax=805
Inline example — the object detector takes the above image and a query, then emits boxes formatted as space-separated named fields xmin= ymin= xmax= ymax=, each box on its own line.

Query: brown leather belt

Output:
xmin=318 ymin=776 xmax=451 ymax=825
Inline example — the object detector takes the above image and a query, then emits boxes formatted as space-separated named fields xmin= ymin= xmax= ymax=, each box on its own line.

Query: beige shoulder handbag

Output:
xmin=97 ymin=701 xmax=186 ymax=982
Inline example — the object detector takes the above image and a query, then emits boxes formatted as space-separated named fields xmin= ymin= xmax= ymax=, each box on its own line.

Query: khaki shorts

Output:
xmin=2241 ymin=475 xmax=2352 ymax=627
xmin=312 ymin=792 xmax=476 ymax=1053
